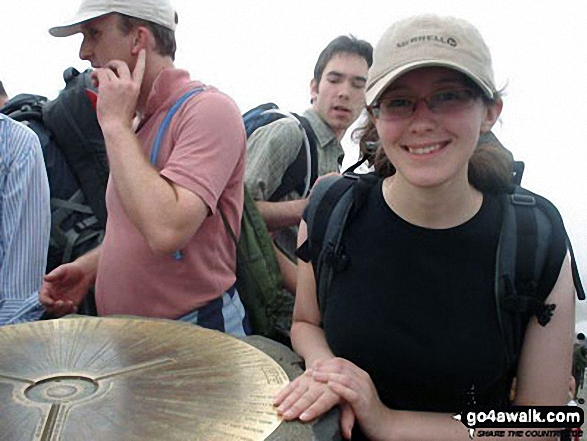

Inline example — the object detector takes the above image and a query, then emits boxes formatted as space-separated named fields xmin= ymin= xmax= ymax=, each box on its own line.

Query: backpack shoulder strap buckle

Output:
xmin=509 ymin=193 xmax=536 ymax=206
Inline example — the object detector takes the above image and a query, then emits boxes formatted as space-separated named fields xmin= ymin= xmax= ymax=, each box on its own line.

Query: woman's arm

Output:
xmin=290 ymin=222 xmax=335 ymax=366
xmin=514 ymin=253 xmax=575 ymax=405
xmin=273 ymin=221 xmax=348 ymax=423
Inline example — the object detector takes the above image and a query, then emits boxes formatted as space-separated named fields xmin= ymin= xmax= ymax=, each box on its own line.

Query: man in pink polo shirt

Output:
xmin=39 ymin=0 xmax=249 ymax=336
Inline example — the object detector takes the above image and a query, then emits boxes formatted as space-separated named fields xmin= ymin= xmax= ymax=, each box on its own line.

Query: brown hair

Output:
xmin=354 ymin=94 xmax=514 ymax=194
xmin=117 ymin=13 xmax=177 ymax=60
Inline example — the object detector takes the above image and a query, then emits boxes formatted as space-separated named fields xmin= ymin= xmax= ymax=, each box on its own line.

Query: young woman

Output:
xmin=273 ymin=15 xmax=577 ymax=441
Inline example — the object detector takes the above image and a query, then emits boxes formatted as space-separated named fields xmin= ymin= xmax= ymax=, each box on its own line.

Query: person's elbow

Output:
xmin=145 ymin=187 xmax=208 ymax=255
xmin=145 ymin=223 xmax=198 ymax=256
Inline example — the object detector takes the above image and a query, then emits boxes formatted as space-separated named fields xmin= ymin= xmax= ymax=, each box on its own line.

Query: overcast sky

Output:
xmin=2 ymin=0 xmax=585 ymax=325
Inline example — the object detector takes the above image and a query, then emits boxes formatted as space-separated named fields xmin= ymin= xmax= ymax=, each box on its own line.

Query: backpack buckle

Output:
xmin=510 ymin=193 xmax=536 ymax=206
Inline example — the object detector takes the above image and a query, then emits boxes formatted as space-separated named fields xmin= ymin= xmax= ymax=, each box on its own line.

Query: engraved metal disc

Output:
xmin=0 ymin=317 xmax=289 ymax=440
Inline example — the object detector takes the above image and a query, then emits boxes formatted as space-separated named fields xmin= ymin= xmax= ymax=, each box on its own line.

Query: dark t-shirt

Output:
xmin=313 ymin=179 xmax=567 ymax=416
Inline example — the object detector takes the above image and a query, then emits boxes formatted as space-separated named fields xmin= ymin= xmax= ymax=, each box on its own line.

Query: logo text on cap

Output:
xmin=397 ymin=35 xmax=458 ymax=48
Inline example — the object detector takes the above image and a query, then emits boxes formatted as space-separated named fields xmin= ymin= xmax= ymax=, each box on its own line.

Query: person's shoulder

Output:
xmin=173 ymin=82 xmax=243 ymax=131
xmin=195 ymin=84 xmax=241 ymax=114
xmin=508 ymin=187 xmax=566 ymax=229
xmin=248 ymin=116 xmax=303 ymax=146
xmin=0 ymin=115 xmax=41 ymax=157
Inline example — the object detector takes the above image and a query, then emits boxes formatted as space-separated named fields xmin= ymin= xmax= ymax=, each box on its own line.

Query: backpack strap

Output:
xmin=342 ymin=155 xmax=370 ymax=174
xmin=49 ymin=189 xmax=104 ymax=264
xmin=242 ymin=103 xmax=279 ymax=136
xmin=0 ymin=94 xmax=47 ymax=118
xmin=496 ymin=186 xmax=585 ymax=368
xmin=150 ymin=87 xmax=206 ymax=260
xmin=150 ymin=87 xmax=205 ymax=165
xmin=302 ymin=172 xmax=379 ymax=318
xmin=243 ymin=103 xmax=319 ymax=201
xmin=308 ymin=174 xmax=358 ymax=262
xmin=268 ymin=113 xmax=319 ymax=201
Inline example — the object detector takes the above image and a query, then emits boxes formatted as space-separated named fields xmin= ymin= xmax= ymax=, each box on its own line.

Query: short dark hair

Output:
xmin=117 ymin=13 xmax=177 ymax=61
xmin=313 ymin=35 xmax=373 ymax=85
xmin=0 ymin=81 xmax=7 ymax=97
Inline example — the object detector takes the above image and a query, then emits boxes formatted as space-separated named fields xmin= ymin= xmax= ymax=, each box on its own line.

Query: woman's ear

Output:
xmin=481 ymin=98 xmax=503 ymax=133
xmin=366 ymin=106 xmax=378 ymax=124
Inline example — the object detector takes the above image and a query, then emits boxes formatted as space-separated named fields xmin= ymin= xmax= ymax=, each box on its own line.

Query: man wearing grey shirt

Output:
xmin=245 ymin=35 xmax=372 ymax=337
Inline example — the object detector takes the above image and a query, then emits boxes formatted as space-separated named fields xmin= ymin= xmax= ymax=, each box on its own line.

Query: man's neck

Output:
xmin=136 ymin=55 xmax=175 ymax=114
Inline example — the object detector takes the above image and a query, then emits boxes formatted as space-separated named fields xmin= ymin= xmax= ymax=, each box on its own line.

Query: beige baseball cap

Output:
xmin=366 ymin=14 xmax=496 ymax=106
xmin=49 ymin=0 xmax=177 ymax=37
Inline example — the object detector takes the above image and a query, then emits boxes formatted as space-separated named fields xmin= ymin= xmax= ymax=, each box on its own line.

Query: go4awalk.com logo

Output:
xmin=453 ymin=406 xmax=584 ymax=439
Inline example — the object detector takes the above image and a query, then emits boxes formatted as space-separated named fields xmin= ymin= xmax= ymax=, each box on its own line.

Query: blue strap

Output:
xmin=150 ymin=87 xmax=205 ymax=260
xmin=150 ymin=87 xmax=205 ymax=165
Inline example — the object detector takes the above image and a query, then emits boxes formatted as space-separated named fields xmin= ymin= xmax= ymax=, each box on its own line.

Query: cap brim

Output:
xmin=49 ymin=11 xmax=109 ymax=37
xmin=366 ymin=60 xmax=495 ymax=106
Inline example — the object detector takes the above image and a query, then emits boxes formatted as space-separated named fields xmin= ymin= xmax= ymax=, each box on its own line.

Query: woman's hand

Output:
xmin=313 ymin=358 xmax=391 ymax=440
xmin=273 ymin=363 xmax=346 ymax=422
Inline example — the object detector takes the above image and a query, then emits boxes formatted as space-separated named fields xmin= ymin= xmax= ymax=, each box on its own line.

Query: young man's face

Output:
xmin=311 ymin=52 xmax=369 ymax=140
xmin=78 ymin=14 xmax=135 ymax=69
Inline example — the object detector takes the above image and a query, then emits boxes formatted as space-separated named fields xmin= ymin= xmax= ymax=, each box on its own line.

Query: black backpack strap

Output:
xmin=342 ymin=155 xmax=370 ymax=174
xmin=496 ymin=189 xmax=543 ymax=368
xmin=569 ymin=240 xmax=586 ymax=301
xmin=269 ymin=114 xmax=318 ymax=201
xmin=295 ymin=115 xmax=319 ymax=190
xmin=308 ymin=174 xmax=358 ymax=262
xmin=0 ymin=94 xmax=47 ymax=118
xmin=496 ymin=186 xmax=585 ymax=369
xmin=302 ymin=172 xmax=379 ymax=318
xmin=50 ymin=189 xmax=104 ymax=264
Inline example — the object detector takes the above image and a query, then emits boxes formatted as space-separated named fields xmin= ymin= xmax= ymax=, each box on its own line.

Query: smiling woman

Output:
xmin=274 ymin=14 xmax=581 ymax=441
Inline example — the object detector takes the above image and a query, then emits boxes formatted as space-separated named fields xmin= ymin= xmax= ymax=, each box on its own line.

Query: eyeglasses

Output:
xmin=370 ymin=88 xmax=480 ymax=120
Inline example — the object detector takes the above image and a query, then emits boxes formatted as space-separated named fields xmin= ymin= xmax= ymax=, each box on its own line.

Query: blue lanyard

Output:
xmin=150 ymin=87 xmax=205 ymax=260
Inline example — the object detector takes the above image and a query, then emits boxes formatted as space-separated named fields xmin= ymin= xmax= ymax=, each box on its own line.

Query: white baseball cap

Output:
xmin=49 ymin=0 xmax=177 ymax=37
xmin=366 ymin=14 xmax=496 ymax=106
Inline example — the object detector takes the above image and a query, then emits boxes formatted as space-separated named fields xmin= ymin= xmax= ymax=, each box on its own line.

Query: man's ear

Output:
xmin=481 ymin=98 xmax=503 ymax=133
xmin=310 ymin=78 xmax=318 ymax=105
xmin=130 ymin=26 xmax=151 ymax=55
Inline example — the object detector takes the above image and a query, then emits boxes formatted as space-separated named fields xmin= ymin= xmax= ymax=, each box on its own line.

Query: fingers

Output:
xmin=104 ymin=59 xmax=131 ymax=79
xmin=297 ymin=389 xmax=340 ymax=421
xmin=90 ymin=71 xmax=100 ymax=88
xmin=43 ymin=264 xmax=68 ymax=282
xmin=276 ymin=372 xmax=313 ymax=418
xmin=94 ymin=69 xmax=113 ymax=88
xmin=273 ymin=374 xmax=306 ymax=407
xmin=312 ymin=357 xmax=362 ymax=379
xmin=44 ymin=300 xmax=77 ymax=319
xmin=38 ymin=289 xmax=55 ymax=307
xmin=273 ymin=376 xmax=302 ymax=406
xmin=132 ymin=49 xmax=146 ymax=85
xmin=340 ymin=403 xmax=356 ymax=440
xmin=322 ymin=374 xmax=359 ymax=404
xmin=96 ymin=51 xmax=144 ymax=87
xmin=40 ymin=267 xmax=68 ymax=306
xmin=275 ymin=369 xmax=341 ymax=421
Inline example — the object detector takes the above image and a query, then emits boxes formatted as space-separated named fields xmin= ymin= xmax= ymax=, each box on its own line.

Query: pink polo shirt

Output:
xmin=95 ymin=69 xmax=245 ymax=319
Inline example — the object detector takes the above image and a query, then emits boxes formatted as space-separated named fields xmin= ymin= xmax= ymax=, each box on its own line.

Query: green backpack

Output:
xmin=220 ymin=187 xmax=285 ymax=339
